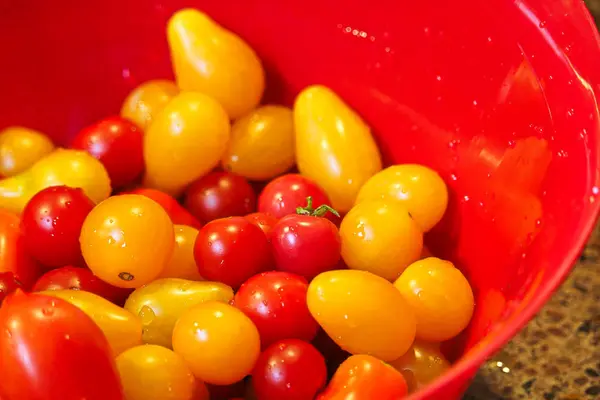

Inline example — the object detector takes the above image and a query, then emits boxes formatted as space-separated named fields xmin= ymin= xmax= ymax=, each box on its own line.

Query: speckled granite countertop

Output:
xmin=462 ymin=4 xmax=600 ymax=398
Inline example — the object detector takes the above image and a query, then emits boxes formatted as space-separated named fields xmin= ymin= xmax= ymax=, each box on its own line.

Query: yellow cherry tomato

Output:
xmin=116 ymin=344 xmax=209 ymax=400
xmin=80 ymin=194 xmax=174 ymax=289
xmin=0 ymin=149 xmax=111 ymax=214
xmin=143 ymin=92 xmax=230 ymax=196
xmin=124 ymin=278 xmax=234 ymax=348
xmin=120 ymin=80 xmax=180 ymax=131
xmin=221 ymin=105 xmax=295 ymax=180
xmin=389 ymin=340 xmax=450 ymax=393
xmin=340 ymin=200 xmax=423 ymax=281
xmin=394 ymin=257 xmax=474 ymax=342
xmin=167 ymin=9 xmax=265 ymax=119
xmin=159 ymin=225 xmax=204 ymax=281
xmin=172 ymin=301 xmax=260 ymax=385
xmin=294 ymin=85 xmax=382 ymax=212
xmin=39 ymin=289 xmax=142 ymax=356
xmin=307 ymin=269 xmax=416 ymax=361
xmin=0 ymin=126 xmax=54 ymax=177
xmin=356 ymin=164 xmax=448 ymax=232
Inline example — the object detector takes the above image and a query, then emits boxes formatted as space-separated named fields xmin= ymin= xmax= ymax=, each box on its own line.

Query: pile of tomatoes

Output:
xmin=0 ymin=8 xmax=474 ymax=400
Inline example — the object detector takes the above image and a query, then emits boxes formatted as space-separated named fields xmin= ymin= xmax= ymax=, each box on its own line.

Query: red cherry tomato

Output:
xmin=184 ymin=172 xmax=256 ymax=224
xmin=0 ymin=209 xmax=43 ymax=289
xmin=258 ymin=174 xmax=335 ymax=220
xmin=252 ymin=339 xmax=327 ymax=400
xmin=194 ymin=217 xmax=271 ymax=288
xmin=71 ymin=116 xmax=144 ymax=189
xmin=270 ymin=199 xmax=341 ymax=280
xmin=32 ymin=266 xmax=133 ymax=306
xmin=123 ymin=188 xmax=202 ymax=229
xmin=244 ymin=212 xmax=278 ymax=236
xmin=317 ymin=355 xmax=408 ymax=400
xmin=21 ymin=186 xmax=95 ymax=268
xmin=0 ymin=291 xmax=123 ymax=400
xmin=0 ymin=272 xmax=22 ymax=305
xmin=235 ymin=271 xmax=318 ymax=348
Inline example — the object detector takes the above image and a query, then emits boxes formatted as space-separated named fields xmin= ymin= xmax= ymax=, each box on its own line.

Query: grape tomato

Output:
xmin=120 ymin=80 xmax=180 ymax=130
xmin=389 ymin=340 xmax=450 ymax=393
xmin=0 ymin=126 xmax=54 ymax=177
xmin=159 ymin=225 xmax=204 ymax=281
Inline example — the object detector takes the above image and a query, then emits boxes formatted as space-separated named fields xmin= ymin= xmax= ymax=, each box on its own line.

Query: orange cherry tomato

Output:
xmin=79 ymin=194 xmax=174 ymax=288
xmin=222 ymin=105 xmax=295 ymax=180
xmin=158 ymin=225 xmax=204 ymax=281
xmin=294 ymin=85 xmax=382 ymax=213
xmin=317 ymin=355 xmax=408 ymax=400
xmin=356 ymin=164 xmax=448 ymax=232
xmin=340 ymin=200 xmax=423 ymax=281
xmin=307 ymin=270 xmax=416 ymax=361
xmin=388 ymin=340 xmax=450 ymax=393
xmin=143 ymin=92 xmax=230 ymax=196
xmin=172 ymin=301 xmax=260 ymax=385
xmin=120 ymin=80 xmax=179 ymax=130
xmin=116 ymin=344 xmax=209 ymax=400
xmin=394 ymin=257 xmax=475 ymax=342
xmin=0 ymin=126 xmax=54 ymax=177
xmin=167 ymin=9 xmax=265 ymax=119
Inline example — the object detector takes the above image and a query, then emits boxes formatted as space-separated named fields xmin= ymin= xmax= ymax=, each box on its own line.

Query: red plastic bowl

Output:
xmin=1 ymin=1 xmax=599 ymax=398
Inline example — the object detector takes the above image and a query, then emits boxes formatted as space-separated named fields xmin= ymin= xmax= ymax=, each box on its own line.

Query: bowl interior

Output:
xmin=1 ymin=0 xmax=599 ymax=398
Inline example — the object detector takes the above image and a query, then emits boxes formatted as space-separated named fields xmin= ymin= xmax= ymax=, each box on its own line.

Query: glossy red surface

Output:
xmin=0 ymin=1 xmax=599 ymax=398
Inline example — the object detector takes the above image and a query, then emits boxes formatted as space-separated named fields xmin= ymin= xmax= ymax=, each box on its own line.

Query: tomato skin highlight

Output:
xmin=194 ymin=217 xmax=272 ymax=289
xmin=0 ymin=291 xmax=123 ymax=400
xmin=270 ymin=214 xmax=341 ymax=280
xmin=21 ymin=185 xmax=95 ymax=269
xmin=71 ymin=116 xmax=144 ymax=189
xmin=258 ymin=174 xmax=333 ymax=220
xmin=252 ymin=339 xmax=327 ymax=400
xmin=32 ymin=266 xmax=133 ymax=305
xmin=0 ymin=209 xmax=43 ymax=289
xmin=184 ymin=171 xmax=256 ymax=224
xmin=235 ymin=271 xmax=318 ymax=348
xmin=317 ymin=354 xmax=408 ymax=400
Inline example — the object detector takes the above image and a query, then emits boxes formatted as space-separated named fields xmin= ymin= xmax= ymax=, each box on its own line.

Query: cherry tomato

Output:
xmin=270 ymin=198 xmax=341 ymax=280
xmin=184 ymin=172 xmax=256 ymax=224
xmin=32 ymin=266 xmax=133 ymax=305
xmin=194 ymin=217 xmax=271 ymax=288
xmin=172 ymin=301 xmax=261 ymax=385
xmin=167 ymin=9 xmax=264 ymax=119
xmin=307 ymin=270 xmax=416 ymax=361
xmin=258 ymin=174 xmax=334 ymax=220
xmin=252 ymin=339 xmax=327 ymax=400
xmin=0 ymin=272 xmax=22 ymax=305
xmin=294 ymin=85 xmax=382 ymax=213
xmin=388 ymin=340 xmax=450 ymax=393
xmin=244 ymin=212 xmax=278 ymax=235
xmin=159 ymin=225 xmax=204 ymax=281
xmin=222 ymin=105 xmax=295 ymax=180
xmin=317 ymin=355 xmax=408 ymax=400
xmin=120 ymin=80 xmax=180 ymax=130
xmin=124 ymin=188 xmax=202 ymax=229
xmin=340 ymin=200 xmax=423 ymax=281
xmin=0 ymin=209 xmax=43 ymax=289
xmin=71 ymin=116 xmax=144 ymax=189
xmin=143 ymin=92 xmax=230 ymax=196
xmin=116 ymin=344 xmax=208 ymax=400
xmin=21 ymin=186 xmax=95 ymax=268
xmin=0 ymin=126 xmax=54 ymax=177
xmin=0 ymin=149 xmax=111 ymax=214
xmin=79 ymin=194 xmax=175 ymax=288
xmin=394 ymin=257 xmax=474 ymax=342
xmin=124 ymin=278 xmax=233 ymax=348
xmin=39 ymin=289 xmax=142 ymax=356
xmin=235 ymin=272 xmax=318 ymax=348
xmin=0 ymin=291 xmax=123 ymax=400
xmin=356 ymin=164 xmax=448 ymax=232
